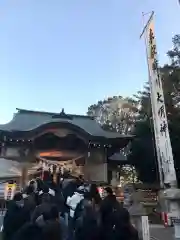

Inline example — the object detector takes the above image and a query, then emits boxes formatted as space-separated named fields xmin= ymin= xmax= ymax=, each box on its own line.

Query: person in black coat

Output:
xmin=31 ymin=193 xmax=52 ymax=222
xmin=74 ymin=203 xmax=100 ymax=240
xmin=89 ymin=183 xmax=101 ymax=205
xmin=101 ymin=207 xmax=139 ymax=240
xmin=100 ymin=187 xmax=120 ymax=227
xmin=42 ymin=221 xmax=62 ymax=240
xmin=23 ymin=185 xmax=37 ymax=214
xmin=12 ymin=222 xmax=42 ymax=240
xmin=3 ymin=192 xmax=30 ymax=240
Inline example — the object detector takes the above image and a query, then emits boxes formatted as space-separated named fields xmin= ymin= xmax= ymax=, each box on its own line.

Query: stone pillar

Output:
xmin=129 ymin=191 xmax=146 ymax=240
xmin=111 ymin=171 xmax=118 ymax=187
xmin=164 ymin=188 xmax=180 ymax=239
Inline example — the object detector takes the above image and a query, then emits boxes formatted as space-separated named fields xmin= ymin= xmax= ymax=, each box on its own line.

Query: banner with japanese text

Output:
xmin=146 ymin=17 xmax=176 ymax=183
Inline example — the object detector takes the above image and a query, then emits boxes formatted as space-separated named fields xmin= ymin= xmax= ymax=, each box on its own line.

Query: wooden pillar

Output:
xmin=1 ymin=143 xmax=6 ymax=157
xmin=19 ymin=145 xmax=35 ymax=189
xmin=20 ymin=164 xmax=29 ymax=190
xmin=52 ymin=165 xmax=57 ymax=183
xmin=84 ymin=149 xmax=107 ymax=182
xmin=83 ymin=152 xmax=90 ymax=181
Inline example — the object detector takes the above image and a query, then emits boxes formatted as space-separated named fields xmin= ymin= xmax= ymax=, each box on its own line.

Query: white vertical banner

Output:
xmin=145 ymin=14 xmax=176 ymax=184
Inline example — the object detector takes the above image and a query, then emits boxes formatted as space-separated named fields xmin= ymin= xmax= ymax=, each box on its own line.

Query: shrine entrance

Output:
xmin=0 ymin=108 xmax=133 ymax=188
xmin=34 ymin=131 xmax=88 ymax=178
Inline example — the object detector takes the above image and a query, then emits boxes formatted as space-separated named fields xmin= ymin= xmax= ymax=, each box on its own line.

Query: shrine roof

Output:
xmin=0 ymin=108 xmax=133 ymax=140
xmin=109 ymin=152 xmax=127 ymax=161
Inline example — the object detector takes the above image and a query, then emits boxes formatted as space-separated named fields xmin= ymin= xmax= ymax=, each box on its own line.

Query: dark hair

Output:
xmin=105 ymin=187 xmax=113 ymax=195
xmin=89 ymin=183 xmax=97 ymax=193
xmin=78 ymin=175 xmax=84 ymax=180
xmin=36 ymin=178 xmax=44 ymax=191
xmin=13 ymin=222 xmax=42 ymax=240
xmin=89 ymin=184 xmax=101 ymax=204
xmin=29 ymin=180 xmax=35 ymax=185
xmin=13 ymin=192 xmax=23 ymax=201
xmin=43 ymin=210 xmax=52 ymax=221
xmin=26 ymin=185 xmax=34 ymax=195
xmin=117 ymin=207 xmax=131 ymax=226
xmin=50 ymin=205 xmax=59 ymax=219
xmin=42 ymin=221 xmax=62 ymax=240
xmin=41 ymin=193 xmax=51 ymax=203
xmin=42 ymin=184 xmax=49 ymax=194
xmin=83 ymin=192 xmax=92 ymax=201
xmin=42 ymin=205 xmax=59 ymax=222
xmin=111 ymin=207 xmax=138 ymax=239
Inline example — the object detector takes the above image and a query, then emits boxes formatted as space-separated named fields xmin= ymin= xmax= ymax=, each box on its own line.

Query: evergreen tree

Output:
xmin=129 ymin=35 xmax=180 ymax=184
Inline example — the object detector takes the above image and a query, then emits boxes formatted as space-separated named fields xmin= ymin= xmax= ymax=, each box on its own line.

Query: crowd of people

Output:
xmin=2 ymin=172 xmax=139 ymax=240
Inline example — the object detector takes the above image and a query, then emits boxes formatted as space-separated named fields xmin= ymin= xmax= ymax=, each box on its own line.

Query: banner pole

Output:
xmin=140 ymin=11 xmax=180 ymax=239
xmin=140 ymin=11 xmax=164 ymax=189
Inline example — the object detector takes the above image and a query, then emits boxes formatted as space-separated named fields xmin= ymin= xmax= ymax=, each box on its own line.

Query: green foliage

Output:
xmin=129 ymin=34 xmax=180 ymax=184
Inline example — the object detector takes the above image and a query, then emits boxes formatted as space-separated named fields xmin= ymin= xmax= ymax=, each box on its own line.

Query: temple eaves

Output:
xmin=0 ymin=108 xmax=134 ymax=141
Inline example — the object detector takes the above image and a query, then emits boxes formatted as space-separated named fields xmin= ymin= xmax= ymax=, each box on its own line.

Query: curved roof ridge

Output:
xmin=16 ymin=108 xmax=94 ymax=119
xmin=0 ymin=108 xmax=134 ymax=140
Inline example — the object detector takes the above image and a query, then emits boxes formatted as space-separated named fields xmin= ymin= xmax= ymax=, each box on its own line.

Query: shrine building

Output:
xmin=0 ymin=108 xmax=133 ymax=185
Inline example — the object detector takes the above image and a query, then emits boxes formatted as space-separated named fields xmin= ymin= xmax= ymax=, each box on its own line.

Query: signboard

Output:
xmin=142 ymin=216 xmax=150 ymax=240
xmin=4 ymin=183 xmax=16 ymax=201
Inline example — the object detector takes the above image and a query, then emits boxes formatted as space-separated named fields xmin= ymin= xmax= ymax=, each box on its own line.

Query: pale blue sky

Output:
xmin=0 ymin=0 xmax=179 ymax=123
